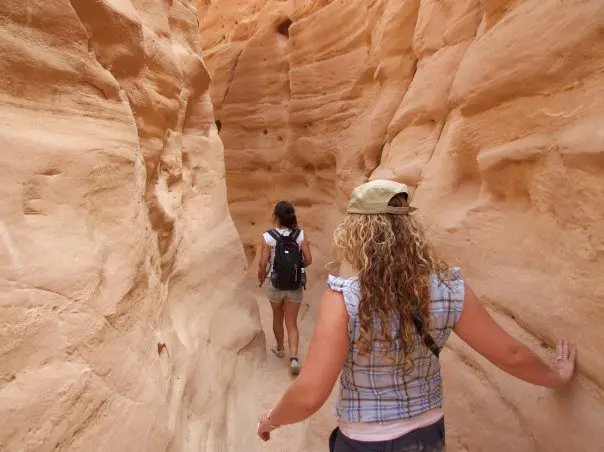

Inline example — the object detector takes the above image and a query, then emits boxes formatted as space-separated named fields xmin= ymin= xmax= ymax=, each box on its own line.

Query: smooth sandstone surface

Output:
xmin=0 ymin=1 xmax=263 ymax=451
xmin=200 ymin=0 xmax=604 ymax=451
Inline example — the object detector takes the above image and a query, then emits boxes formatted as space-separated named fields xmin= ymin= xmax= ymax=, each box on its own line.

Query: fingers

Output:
xmin=257 ymin=412 xmax=274 ymax=442
xmin=562 ymin=338 xmax=569 ymax=359
xmin=257 ymin=425 xmax=270 ymax=442
xmin=569 ymin=342 xmax=577 ymax=363
xmin=556 ymin=338 xmax=571 ymax=359
xmin=555 ymin=337 xmax=577 ymax=365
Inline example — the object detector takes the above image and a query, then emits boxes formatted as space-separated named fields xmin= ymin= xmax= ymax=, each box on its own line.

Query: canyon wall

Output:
xmin=0 ymin=1 xmax=263 ymax=451
xmin=200 ymin=1 xmax=604 ymax=451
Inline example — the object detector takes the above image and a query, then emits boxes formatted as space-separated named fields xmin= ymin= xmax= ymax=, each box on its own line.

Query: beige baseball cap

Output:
xmin=347 ymin=179 xmax=417 ymax=215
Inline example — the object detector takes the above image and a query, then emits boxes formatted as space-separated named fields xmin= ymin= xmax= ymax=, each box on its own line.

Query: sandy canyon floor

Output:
xmin=249 ymin=278 xmax=335 ymax=452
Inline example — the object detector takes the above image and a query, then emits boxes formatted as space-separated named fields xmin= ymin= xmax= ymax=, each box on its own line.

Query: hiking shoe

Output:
xmin=290 ymin=358 xmax=301 ymax=376
xmin=271 ymin=346 xmax=285 ymax=358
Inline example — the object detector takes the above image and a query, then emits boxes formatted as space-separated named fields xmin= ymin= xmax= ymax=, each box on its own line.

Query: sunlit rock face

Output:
xmin=200 ymin=1 xmax=604 ymax=450
xmin=0 ymin=1 xmax=262 ymax=451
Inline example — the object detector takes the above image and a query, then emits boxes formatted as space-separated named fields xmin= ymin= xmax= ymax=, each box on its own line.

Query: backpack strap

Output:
xmin=290 ymin=228 xmax=301 ymax=241
xmin=267 ymin=229 xmax=281 ymax=241
xmin=412 ymin=313 xmax=440 ymax=358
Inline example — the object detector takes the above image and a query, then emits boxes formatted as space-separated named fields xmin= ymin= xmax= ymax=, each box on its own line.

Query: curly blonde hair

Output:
xmin=332 ymin=194 xmax=449 ymax=366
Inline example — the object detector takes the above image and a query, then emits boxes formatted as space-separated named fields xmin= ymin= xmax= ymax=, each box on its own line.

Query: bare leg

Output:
xmin=284 ymin=299 xmax=302 ymax=358
xmin=269 ymin=301 xmax=285 ymax=350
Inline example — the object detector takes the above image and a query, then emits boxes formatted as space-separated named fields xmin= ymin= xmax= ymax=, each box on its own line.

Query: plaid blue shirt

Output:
xmin=327 ymin=268 xmax=465 ymax=423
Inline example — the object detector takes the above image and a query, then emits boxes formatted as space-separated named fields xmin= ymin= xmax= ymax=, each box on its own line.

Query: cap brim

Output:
xmin=347 ymin=206 xmax=417 ymax=215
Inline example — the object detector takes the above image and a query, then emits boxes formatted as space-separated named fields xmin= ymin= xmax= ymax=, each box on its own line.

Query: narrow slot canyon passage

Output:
xmin=199 ymin=4 xmax=351 ymax=448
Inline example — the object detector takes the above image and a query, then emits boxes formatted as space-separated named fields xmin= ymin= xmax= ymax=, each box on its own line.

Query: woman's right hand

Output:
xmin=552 ymin=338 xmax=577 ymax=385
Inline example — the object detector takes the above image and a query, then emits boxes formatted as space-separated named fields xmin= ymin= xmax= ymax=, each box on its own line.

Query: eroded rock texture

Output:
xmin=0 ymin=1 xmax=262 ymax=451
xmin=200 ymin=1 xmax=604 ymax=451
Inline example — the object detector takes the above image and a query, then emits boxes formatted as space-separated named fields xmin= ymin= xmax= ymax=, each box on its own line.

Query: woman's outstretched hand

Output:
xmin=553 ymin=337 xmax=577 ymax=386
xmin=257 ymin=410 xmax=279 ymax=442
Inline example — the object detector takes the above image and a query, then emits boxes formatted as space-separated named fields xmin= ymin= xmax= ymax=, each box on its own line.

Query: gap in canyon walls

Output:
xmin=198 ymin=0 xmax=408 ymax=276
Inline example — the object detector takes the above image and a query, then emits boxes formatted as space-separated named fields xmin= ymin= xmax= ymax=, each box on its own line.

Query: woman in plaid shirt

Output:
xmin=257 ymin=180 xmax=576 ymax=451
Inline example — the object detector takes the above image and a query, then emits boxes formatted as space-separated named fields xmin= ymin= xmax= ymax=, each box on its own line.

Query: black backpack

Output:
xmin=267 ymin=229 xmax=305 ymax=290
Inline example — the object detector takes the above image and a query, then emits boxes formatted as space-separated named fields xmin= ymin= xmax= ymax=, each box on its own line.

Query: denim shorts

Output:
xmin=267 ymin=282 xmax=303 ymax=303
xmin=329 ymin=418 xmax=445 ymax=452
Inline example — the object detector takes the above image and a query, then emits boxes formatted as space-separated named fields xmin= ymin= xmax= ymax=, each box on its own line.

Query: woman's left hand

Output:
xmin=257 ymin=410 xmax=279 ymax=442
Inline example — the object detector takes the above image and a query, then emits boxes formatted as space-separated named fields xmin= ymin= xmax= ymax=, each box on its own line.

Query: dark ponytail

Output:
xmin=273 ymin=201 xmax=298 ymax=229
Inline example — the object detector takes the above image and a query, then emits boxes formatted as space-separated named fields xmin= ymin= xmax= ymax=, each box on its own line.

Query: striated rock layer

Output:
xmin=0 ymin=1 xmax=262 ymax=451
xmin=200 ymin=0 xmax=604 ymax=451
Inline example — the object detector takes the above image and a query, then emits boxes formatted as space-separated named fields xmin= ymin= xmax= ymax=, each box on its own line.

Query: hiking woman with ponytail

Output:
xmin=257 ymin=180 xmax=576 ymax=450
xmin=258 ymin=201 xmax=312 ymax=376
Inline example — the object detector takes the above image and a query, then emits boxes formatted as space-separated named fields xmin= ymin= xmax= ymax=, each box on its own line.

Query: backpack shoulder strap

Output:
xmin=267 ymin=229 xmax=281 ymax=241
xmin=412 ymin=313 xmax=440 ymax=358
xmin=290 ymin=228 xmax=301 ymax=241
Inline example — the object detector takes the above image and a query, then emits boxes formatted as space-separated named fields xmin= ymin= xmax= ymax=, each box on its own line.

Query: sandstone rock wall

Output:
xmin=199 ymin=1 xmax=604 ymax=450
xmin=0 ymin=1 xmax=262 ymax=451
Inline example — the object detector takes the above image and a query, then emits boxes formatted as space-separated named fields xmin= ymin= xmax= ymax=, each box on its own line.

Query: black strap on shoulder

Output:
xmin=412 ymin=313 xmax=440 ymax=358
xmin=267 ymin=229 xmax=281 ymax=241
xmin=290 ymin=228 xmax=301 ymax=241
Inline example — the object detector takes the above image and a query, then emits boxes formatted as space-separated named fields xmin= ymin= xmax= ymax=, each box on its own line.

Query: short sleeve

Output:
xmin=263 ymin=232 xmax=276 ymax=247
xmin=327 ymin=275 xmax=359 ymax=318
xmin=297 ymin=229 xmax=305 ymax=245
xmin=429 ymin=267 xmax=465 ymax=348
xmin=448 ymin=267 xmax=465 ymax=325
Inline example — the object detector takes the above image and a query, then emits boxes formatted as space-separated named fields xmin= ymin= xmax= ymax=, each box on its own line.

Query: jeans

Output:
xmin=328 ymin=418 xmax=445 ymax=452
